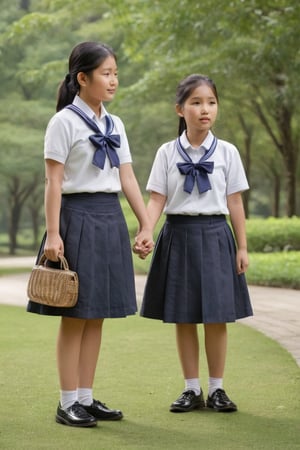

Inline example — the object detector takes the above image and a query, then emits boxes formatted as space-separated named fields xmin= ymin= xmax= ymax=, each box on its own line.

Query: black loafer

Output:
xmin=82 ymin=399 xmax=123 ymax=421
xmin=56 ymin=402 xmax=97 ymax=427
xmin=206 ymin=389 xmax=237 ymax=412
xmin=170 ymin=390 xmax=205 ymax=413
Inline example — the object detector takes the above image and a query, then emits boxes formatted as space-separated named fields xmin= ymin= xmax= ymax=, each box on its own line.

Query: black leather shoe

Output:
xmin=206 ymin=389 xmax=237 ymax=412
xmin=56 ymin=402 xmax=97 ymax=427
xmin=82 ymin=399 xmax=123 ymax=421
xmin=170 ymin=390 xmax=205 ymax=413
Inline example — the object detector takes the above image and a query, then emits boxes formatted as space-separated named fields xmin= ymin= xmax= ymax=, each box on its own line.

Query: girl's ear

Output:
xmin=77 ymin=72 xmax=87 ymax=87
xmin=176 ymin=104 xmax=184 ymax=117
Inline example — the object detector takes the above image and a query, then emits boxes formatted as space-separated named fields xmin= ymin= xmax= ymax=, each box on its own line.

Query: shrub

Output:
xmin=246 ymin=217 xmax=300 ymax=252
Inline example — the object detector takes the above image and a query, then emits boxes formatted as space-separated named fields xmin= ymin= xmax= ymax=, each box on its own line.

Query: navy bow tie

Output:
xmin=89 ymin=132 xmax=120 ymax=169
xmin=176 ymin=136 xmax=217 ymax=194
xmin=177 ymin=160 xmax=214 ymax=194
xmin=66 ymin=104 xmax=120 ymax=169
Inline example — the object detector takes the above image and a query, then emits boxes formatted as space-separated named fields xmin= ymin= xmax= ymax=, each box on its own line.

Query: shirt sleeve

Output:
xmin=44 ymin=113 xmax=72 ymax=164
xmin=146 ymin=145 xmax=168 ymax=196
xmin=225 ymin=145 xmax=249 ymax=195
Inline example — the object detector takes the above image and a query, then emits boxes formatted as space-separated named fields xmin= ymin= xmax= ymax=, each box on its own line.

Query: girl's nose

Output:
xmin=111 ymin=74 xmax=118 ymax=83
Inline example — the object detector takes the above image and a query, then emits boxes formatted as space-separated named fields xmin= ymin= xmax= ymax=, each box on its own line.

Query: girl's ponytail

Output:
xmin=56 ymin=73 xmax=79 ymax=112
xmin=178 ymin=117 xmax=187 ymax=136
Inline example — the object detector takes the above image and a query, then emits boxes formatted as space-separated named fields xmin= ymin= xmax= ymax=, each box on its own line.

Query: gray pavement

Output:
xmin=1 ymin=256 xmax=299 ymax=367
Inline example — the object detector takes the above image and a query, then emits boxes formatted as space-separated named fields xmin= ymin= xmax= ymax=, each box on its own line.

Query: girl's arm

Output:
xmin=227 ymin=192 xmax=249 ymax=274
xmin=135 ymin=191 xmax=167 ymax=259
xmin=147 ymin=191 xmax=167 ymax=231
xmin=43 ymin=159 xmax=65 ymax=261
xmin=119 ymin=163 xmax=154 ymax=253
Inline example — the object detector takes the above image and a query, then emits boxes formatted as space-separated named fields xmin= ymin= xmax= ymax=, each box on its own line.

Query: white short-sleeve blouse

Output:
xmin=146 ymin=130 xmax=249 ymax=215
xmin=44 ymin=95 xmax=132 ymax=194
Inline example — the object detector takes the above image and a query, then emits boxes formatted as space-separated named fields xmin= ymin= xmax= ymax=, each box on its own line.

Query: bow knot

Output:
xmin=89 ymin=133 xmax=120 ymax=169
xmin=176 ymin=135 xmax=217 ymax=194
xmin=177 ymin=161 xmax=214 ymax=194
xmin=66 ymin=104 xmax=120 ymax=169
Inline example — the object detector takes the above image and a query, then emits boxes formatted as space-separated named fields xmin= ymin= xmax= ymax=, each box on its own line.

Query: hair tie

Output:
xmin=65 ymin=73 xmax=71 ymax=83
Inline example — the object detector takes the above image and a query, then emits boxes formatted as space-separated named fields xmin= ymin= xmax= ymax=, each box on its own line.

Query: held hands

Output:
xmin=132 ymin=229 xmax=154 ymax=260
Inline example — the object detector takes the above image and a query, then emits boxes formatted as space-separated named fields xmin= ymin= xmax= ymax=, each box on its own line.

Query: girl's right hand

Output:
xmin=133 ymin=228 xmax=154 ymax=259
xmin=132 ymin=241 xmax=153 ymax=259
xmin=44 ymin=232 xmax=64 ymax=262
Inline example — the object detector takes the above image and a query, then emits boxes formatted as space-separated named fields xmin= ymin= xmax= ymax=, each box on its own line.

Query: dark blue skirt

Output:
xmin=140 ymin=215 xmax=253 ymax=324
xmin=27 ymin=193 xmax=137 ymax=319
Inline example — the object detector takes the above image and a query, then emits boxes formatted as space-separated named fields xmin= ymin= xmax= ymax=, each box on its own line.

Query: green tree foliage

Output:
xmin=0 ymin=0 xmax=114 ymax=253
xmin=108 ymin=0 xmax=300 ymax=216
xmin=0 ymin=0 xmax=299 ymax=254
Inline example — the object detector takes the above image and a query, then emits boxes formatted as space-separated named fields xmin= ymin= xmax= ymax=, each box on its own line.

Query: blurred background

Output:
xmin=0 ymin=0 xmax=299 ymax=256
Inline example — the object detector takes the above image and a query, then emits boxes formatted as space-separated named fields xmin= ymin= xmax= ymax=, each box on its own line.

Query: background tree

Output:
xmin=0 ymin=0 xmax=299 ymax=254
xmin=108 ymin=0 xmax=300 ymax=216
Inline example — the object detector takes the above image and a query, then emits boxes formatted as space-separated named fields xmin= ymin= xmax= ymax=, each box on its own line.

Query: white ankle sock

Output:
xmin=184 ymin=378 xmax=201 ymax=396
xmin=78 ymin=388 xmax=93 ymax=406
xmin=60 ymin=390 xmax=78 ymax=410
xmin=208 ymin=377 xmax=223 ymax=397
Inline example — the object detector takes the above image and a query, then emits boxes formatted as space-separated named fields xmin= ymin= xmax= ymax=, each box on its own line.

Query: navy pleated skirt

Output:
xmin=140 ymin=215 xmax=253 ymax=324
xmin=27 ymin=192 xmax=137 ymax=319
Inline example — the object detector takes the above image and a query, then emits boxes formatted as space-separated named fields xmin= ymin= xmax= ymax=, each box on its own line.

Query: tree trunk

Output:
xmin=237 ymin=113 xmax=252 ymax=219
xmin=8 ymin=175 xmax=39 ymax=255
xmin=272 ymin=173 xmax=281 ymax=217
xmin=20 ymin=0 xmax=30 ymax=11
xmin=8 ymin=206 xmax=20 ymax=255
xmin=252 ymin=84 xmax=299 ymax=217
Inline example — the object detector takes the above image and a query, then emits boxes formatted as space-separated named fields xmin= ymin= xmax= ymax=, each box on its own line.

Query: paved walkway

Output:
xmin=1 ymin=256 xmax=299 ymax=367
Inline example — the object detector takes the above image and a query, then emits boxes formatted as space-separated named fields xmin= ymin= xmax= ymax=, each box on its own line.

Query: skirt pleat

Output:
xmin=140 ymin=215 xmax=253 ymax=324
xmin=27 ymin=193 xmax=137 ymax=319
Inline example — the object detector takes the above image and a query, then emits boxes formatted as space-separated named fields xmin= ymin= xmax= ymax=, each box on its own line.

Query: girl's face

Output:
xmin=78 ymin=55 xmax=118 ymax=112
xmin=176 ymin=83 xmax=218 ymax=135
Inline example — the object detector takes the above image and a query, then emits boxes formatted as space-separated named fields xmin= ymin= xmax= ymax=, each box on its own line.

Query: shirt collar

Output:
xmin=73 ymin=95 xmax=108 ymax=121
xmin=180 ymin=129 xmax=214 ymax=151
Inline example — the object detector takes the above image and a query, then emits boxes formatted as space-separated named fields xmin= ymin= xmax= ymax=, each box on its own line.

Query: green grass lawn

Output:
xmin=0 ymin=305 xmax=299 ymax=450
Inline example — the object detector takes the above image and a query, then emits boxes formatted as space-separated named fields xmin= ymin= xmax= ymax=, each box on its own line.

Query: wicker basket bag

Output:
xmin=27 ymin=253 xmax=79 ymax=307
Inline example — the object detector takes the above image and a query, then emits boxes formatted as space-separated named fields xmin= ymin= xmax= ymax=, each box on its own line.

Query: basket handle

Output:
xmin=37 ymin=253 xmax=70 ymax=270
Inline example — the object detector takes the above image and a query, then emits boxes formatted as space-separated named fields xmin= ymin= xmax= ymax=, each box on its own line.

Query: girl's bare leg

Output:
xmin=56 ymin=317 xmax=86 ymax=390
xmin=204 ymin=323 xmax=227 ymax=378
xmin=175 ymin=323 xmax=199 ymax=378
xmin=78 ymin=319 xmax=104 ymax=387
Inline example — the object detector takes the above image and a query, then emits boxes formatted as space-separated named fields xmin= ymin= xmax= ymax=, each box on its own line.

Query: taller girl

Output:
xmin=140 ymin=74 xmax=253 ymax=413
xmin=27 ymin=42 xmax=153 ymax=427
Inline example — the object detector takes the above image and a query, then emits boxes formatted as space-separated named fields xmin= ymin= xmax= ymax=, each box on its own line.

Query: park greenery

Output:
xmin=0 ymin=0 xmax=299 ymax=281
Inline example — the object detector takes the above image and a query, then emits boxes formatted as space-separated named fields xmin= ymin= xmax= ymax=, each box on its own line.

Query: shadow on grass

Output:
xmin=0 ymin=306 xmax=299 ymax=450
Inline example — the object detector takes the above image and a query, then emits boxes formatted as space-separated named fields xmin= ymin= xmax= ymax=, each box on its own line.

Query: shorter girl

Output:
xmin=139 ymin=74 xmax=253 ymax=413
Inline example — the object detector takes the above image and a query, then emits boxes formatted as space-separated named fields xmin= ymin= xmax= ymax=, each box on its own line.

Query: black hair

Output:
xmin=56 ymin=41 xmax=117 ymax=112
xmin=176 ymin=74 xmax=219 ymax=136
